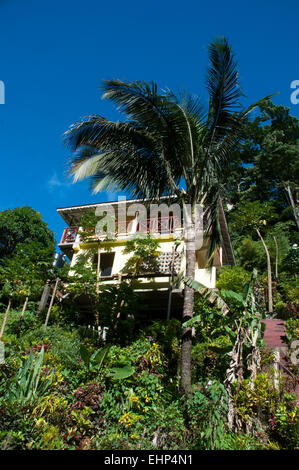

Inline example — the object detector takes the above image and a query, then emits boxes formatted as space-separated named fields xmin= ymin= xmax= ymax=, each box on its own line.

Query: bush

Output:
xmin=232 ymin=372 xmax=283 ymax=428
xmin=216 ymin=266 xmax=251 ymax=293
xmin=22 ymin=325 xmax=81 ymax=369
xmin=271 ymin=398 xmax=299 ymax=449
xmin=186 ymin=380 xmax=232 ymax=450
xmin=286 ymin=318 xmax=299 ymax=342
xmin=0 ymin=309 xmax=39 ymax=337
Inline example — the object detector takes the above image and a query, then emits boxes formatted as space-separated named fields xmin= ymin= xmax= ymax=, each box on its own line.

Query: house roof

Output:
xmin=57 ymin=198 xmax=142 ymax=225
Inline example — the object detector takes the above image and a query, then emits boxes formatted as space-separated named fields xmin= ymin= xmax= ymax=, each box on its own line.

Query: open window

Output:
xmin=93 ymin=252 xmax=115 ymax=277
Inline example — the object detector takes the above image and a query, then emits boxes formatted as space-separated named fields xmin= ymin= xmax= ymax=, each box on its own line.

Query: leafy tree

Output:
xmin=0 ymin=207 xmax=55 ymax=259
xmin=228 ymin=101 xmax=299 ymax=229
xmin=0 ymin=240 xmax=55 ymax=337
xmin=64 ymin=38 xmax=269 ymax=394
xmin=229 ymin=200 xmax=277 ymax=312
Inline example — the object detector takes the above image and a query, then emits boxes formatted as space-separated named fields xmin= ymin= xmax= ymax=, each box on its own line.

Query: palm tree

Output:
xmin=64 ymin=37 xmax=270 ymax=395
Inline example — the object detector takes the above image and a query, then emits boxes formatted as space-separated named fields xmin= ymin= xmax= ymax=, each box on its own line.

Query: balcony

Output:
xmin=60 ymin=226 xmax=79 ymax=244
xmin=136 ymin=216 xmax=180 ymax=234
xmin=59 ymin=216 xmax=182 ymax=246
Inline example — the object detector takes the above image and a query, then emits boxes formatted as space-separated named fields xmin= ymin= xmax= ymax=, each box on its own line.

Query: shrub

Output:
xmin=216 ymin=266 xmax=251 ymax=294
xmin=232 ymin=372 xmax=282 ymax=427
xmin=0 ymin=309 xmax=39 ymax=337
xmin=22 ymin=325 xmax=81 ymax=369
xmin=0 ymin=402 xmax=36 ymax=450
xmin=286 ymin=318 xmax=299 ymax=342
xmin=144 ymin=401 xmax=186 ymax=449
xmin=186 ymin=380 xmax=231 ymax=450
xmin=271 ymin=398 xmax=299 ymax=449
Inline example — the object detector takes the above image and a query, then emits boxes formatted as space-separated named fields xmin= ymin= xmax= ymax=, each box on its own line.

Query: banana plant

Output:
xmin=184 ymin=269 xmax=266 ymax=430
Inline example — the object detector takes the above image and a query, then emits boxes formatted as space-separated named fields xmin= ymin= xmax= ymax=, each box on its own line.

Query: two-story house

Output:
xmin=57 ymin=197 xmax=235 ymax=318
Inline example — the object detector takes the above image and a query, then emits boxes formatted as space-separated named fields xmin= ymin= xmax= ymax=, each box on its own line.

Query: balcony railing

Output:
xmin=136 ymin=216 xmax=180 ymax=234
xmin=60 ymin=226 xmax=79 ymax=244
xmin=59 ymin=217 xmax=182 ymax=245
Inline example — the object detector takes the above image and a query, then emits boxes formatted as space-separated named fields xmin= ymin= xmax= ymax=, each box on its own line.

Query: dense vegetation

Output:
xmin=0 ymin=38 xmax=298 ymax=450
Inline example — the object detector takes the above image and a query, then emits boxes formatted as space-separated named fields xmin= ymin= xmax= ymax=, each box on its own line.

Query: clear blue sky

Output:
xmin=0 ymin=0 xmax=298 ymax=247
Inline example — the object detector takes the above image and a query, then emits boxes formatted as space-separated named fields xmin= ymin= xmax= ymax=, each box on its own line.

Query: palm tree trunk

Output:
xmin=180 ymin=211 xmax=196 ymax=395
xmin=166 ymin=247 xmax=175 ymax=321
xmin=255 ymin=228 xmax=273 ymax=313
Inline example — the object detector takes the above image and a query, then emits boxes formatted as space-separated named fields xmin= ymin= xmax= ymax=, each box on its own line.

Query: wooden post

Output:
xmin=273 ymin=236 xmax=279 ymax=279
xmin=96 ymin=243 xmax=101 ymax=295
xmin=20 ymin=296 xmax=29 ymax=320
xmin=0 ymin=295 xmax=12 ymax=340
xmin=18 ymin=295 xmax=29 ymax=338
xmin=43 ymin=278 xmax=59 ymax=330
xmin=37 ymin=281 xmax=51 ymax=315
xmin=167 ymin=247 xmax=175 ymax=321
xmin=256 ymin=228 xmax=273 ymax=314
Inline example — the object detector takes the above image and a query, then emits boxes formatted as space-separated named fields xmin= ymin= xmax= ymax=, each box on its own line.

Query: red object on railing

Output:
xmin=60 ymin=226 xmax=79 ymax=244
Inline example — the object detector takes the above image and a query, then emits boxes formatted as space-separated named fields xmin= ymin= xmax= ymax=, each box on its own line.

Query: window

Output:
xmin=93 ymin=252 xmax=115 ymax=277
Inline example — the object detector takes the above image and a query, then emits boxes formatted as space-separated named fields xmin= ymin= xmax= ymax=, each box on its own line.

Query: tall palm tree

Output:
xmin=64 ymin=37 xmax=270 ymax=395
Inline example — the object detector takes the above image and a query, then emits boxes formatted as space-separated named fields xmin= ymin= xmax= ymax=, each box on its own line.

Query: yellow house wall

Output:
xmin=69 ymin=235 xmax=217 ymax=289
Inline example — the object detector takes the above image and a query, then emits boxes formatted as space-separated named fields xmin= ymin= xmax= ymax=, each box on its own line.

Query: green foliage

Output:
xmin=0 ymin=309 xmax=39 ymax=337
xmin=272 ymin=399 xmax=299 ymax=449
xmin=279 ymin=278 xmax=299 ymax=306
xmin=0 ymin=402 xmax=37 ymax=450
xmin=79 ymin=343 xmax=110 ymax=370
xmin=144 ymin=401 xmax=186 ymax=449
xmin=235 ymin=237 xmax=265 ymax=272
xmin=286 ymin=318 xmax=299 ymax=342
xmin=228 ymin=100 xmax=299 ymax=207
xmin=0 ymin=206 xmax=55 ymax=260
xmin=232 ymin=372 xmax=282 ymax=424
xmin=230 ymin=200 xmax=278 ymax=236
xmin=108 ymin=364 xmax=135 ymax=380
xmin=122 ymin=234 xmax=160 ymax=275
xmin=0 ymin=241 xmax=55 ymax=300
xmin=2 ymin=346 xmax=53 ymax=405
xmin=282 ymin=247 xmax=299 ymax=274
xmin=216 ymin=266 xmax=251 ymax=293
xmin=186 ymin=381 xmax=232 ymax=450
xmin=22 ymin=325 xmax=81 ymax=369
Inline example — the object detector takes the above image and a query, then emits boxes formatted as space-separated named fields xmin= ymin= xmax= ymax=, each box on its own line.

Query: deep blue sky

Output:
xmin=0 ymin=0 xmax=298 ymax=247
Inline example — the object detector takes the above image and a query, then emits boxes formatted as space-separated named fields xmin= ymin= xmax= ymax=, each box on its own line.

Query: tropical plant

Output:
xmin=2 ymin=346 xmax=53 ymax=405
xmin=64 ymin=37 xmax=271 ymax=394
xmin=79 ymin=343 xmax=110 ymax=370
xmin=186 ymin=380 xmax=232 ymax=450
